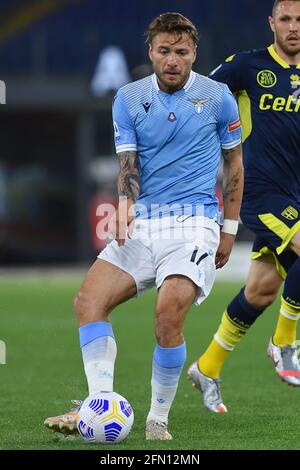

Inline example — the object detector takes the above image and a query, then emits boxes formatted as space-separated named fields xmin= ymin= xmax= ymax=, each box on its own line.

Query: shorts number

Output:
xmin=190 ymin=246 xmax=208 ymax=265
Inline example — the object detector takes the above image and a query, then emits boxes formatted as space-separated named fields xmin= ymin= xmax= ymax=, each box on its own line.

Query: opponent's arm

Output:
xmin=109 ymin=150 xmax=140 ymax=246
xmin=216 ymin=144 xmax=244 ymax=268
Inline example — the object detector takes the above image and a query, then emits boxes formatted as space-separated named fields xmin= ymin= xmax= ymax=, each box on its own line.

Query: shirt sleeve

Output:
xmin=209 ymin=52 xmax=248 ymax=93
xmin=112 ymin=89 xmax=137 ymax=154
xmin=217 ymin=85 xmax=242 ymax=150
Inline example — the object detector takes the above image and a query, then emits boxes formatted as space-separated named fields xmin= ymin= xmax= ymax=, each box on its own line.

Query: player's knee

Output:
xmin=289 ymin=230 xmax=300 ymax=256
xmin=245 ymin=288 xmax=277 ymax=309
xmin=73 ymin=291 xmax=86 ymax=322
xmin=73 ymin=289 xmax=109 ymax=324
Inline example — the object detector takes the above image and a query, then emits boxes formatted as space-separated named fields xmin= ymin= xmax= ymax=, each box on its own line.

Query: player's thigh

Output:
xmin=156 ymin=274 xmax=198 ymax=317
xmin=75 ymin=259 xmax=137 ymax=320
xmin=153 ymin=216 xmax=219 ymax=306
xmin=289 ymin=227 xmax=300 ymax=256
xmin=245 ymin=255 xmax=283 ymax=302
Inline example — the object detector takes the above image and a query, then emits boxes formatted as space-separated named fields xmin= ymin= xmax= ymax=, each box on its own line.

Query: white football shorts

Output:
xmin=98 ymin=216 xmax=220 ymax=305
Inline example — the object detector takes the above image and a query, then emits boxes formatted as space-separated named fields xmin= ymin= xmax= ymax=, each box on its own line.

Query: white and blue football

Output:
xmin=76 ymin=391 xmax=134 ymax=444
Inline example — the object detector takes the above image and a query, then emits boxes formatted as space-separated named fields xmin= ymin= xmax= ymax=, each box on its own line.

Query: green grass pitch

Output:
xmin=1 ymin=277 xmax=300 ymax=450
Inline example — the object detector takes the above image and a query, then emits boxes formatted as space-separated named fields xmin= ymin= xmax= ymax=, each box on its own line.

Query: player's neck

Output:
xmin=273 ymin=43 xmax=300 ymax=66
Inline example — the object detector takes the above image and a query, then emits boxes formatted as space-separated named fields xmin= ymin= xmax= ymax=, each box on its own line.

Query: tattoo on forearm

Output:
xmin=222 ymin=145 xmax=243 ymax=204
xmin=222 ymin=148 xmax=236 ymax=157
xmin=223 ymin=167 xmax=242 ymax=203
xmin=117 ymin=151 xmax=140 ymax=202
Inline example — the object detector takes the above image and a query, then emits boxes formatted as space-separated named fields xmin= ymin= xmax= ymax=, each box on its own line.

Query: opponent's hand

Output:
xmin=215 ymin=232 xmax=235 ymax=269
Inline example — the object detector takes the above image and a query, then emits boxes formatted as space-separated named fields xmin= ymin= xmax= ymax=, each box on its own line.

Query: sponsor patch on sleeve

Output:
xmin=228 ymin=118 xmax=241 ymax=132
xmin=113 ymin=121 xmax=121 ymax=142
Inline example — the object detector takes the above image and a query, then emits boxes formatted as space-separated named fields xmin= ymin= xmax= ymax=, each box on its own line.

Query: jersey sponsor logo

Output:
xmin=259 ymin=94 xmax=300 ymax=112
xmin=257 ymin=70 xmax=277 ymax=88
xmin=281 ymin=206 xmax=299 ymax=221
xmin=168 ymin=112 xmax=177 ymax=122
xmin=228 ymin=118 xmax=241 ymax=132
xmin=290 ymin=74 xmax=300 ymax=87
xmin=189 ymin=98 xmax=210 ymax=114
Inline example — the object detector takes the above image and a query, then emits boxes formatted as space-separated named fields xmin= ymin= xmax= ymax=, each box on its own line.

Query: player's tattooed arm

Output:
xmin=222 ymin=144 xmax=244 ymax=221
xmin=117 ymin=151 xmax=140 ymax=202
xmin=215 ymin=144 xmax=244 ymax=269
xmin=109 ymin=151 xmax=140 ymax=246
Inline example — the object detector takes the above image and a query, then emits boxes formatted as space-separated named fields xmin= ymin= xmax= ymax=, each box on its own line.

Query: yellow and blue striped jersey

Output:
xmin=210 ymin=45 xmax=300 ymax=201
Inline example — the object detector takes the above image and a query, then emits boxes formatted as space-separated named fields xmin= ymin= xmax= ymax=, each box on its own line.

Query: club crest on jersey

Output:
xmin=168 ymin=112 xmax=177 ymax=122
xmin=290 ymin=74 xmax=300 ymax=88
xmin=257 ymin=70 xmax=277 ymax=88
xmin=189 ymin=98 xmax=210 ymax=114
xmin=281 ymin=206 xmax=299 ymax=221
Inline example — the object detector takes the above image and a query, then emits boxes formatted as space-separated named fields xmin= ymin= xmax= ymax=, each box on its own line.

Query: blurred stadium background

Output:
xmin=2 ymin=0 xmax=296 ymax=452
xmin=0 ymin=0 xmax=274 ymax=267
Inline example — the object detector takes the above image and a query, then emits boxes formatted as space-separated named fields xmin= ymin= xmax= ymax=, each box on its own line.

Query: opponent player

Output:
xmin=44 ymin=12 xmax=243 ymax=439
xmin=188 ymin=0 xmax=300 ymax=413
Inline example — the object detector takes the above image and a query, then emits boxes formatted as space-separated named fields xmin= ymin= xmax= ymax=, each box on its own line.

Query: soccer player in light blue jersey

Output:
xmin=44 ymin=12 xmax=243 ymax=440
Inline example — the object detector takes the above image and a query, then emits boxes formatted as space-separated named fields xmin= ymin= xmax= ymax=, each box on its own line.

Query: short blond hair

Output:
xmin=145 ymin=12 xmax=199 ymax=46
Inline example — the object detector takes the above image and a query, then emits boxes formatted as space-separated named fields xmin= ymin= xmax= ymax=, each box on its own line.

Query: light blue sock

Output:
xmin=79 ymin=321 xmax=117 ymax=394
xmin=147 ymin=342 xmax=186 ymax=423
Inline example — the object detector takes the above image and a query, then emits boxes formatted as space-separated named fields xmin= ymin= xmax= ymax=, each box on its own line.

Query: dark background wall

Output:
xmin=0 ymin=0 xmax=274 ymax=264
xmin=0 ymin=0 xmax=274 ymax=77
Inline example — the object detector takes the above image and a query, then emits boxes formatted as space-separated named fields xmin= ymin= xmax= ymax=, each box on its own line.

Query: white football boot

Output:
xmin=145 ymin=420 xmax=173 ymax=440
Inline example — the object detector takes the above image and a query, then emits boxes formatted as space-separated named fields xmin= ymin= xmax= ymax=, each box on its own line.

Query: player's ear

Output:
xmin=148 ymin=45 xmax=153 ymax=63
xmin=192 ymin=46 xmax=197 ymax=64
xmin=268 ymin=15 xmax=275 ymax=33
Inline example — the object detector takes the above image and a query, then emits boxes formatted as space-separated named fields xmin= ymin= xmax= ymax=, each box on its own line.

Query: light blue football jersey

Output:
xmin=112 ymin=71 xmax=241 ymax=220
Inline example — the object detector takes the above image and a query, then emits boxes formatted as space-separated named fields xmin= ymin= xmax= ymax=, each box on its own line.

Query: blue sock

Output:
xmin=147 ymin=342 xmax=186 ymax=423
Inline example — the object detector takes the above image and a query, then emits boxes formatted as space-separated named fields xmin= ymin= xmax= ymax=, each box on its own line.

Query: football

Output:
xmin=76 ymin=391 xmax=134 ymax=444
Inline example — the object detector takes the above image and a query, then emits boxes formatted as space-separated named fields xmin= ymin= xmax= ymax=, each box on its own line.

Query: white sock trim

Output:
xmin=280 ymin=308 xmax=300 ymax=321
xmin=147 ymin=382 xmax=178 ymax=424
xmin=214 ymin=333 xmax=234 ymax=351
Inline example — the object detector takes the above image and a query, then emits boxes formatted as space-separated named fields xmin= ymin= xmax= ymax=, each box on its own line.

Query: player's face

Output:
xmin=149 ymin=32 xmax=196 ymax=93
xmin=269 ymin=1 xmax=300 ymax=57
